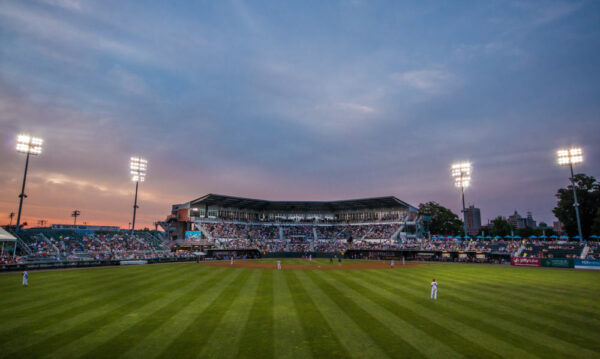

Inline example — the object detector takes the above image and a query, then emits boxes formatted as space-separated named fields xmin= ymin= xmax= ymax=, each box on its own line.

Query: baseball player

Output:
xmin=430 ymin=279 xmax=438 ymax=300
xmin=309 ymin=254 xmax=312 ymax=263
xmin=277 ymin=260 xmax=281 ymax=270
xmin=230 ymin=257 xmax=234 ymax=266
xmin=391 ymin=259 xmax=395 ymax=268
xmin=22 ymin=270 xmax=28 ymax=287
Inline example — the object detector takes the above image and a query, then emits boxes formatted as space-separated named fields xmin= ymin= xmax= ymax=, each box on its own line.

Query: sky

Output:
xmin=1 ymin=0 xmax=599 ymax=229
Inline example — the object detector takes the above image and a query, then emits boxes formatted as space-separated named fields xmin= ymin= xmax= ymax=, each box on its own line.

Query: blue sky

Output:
xmin=1 ymin=0 xmax=599 ymax=227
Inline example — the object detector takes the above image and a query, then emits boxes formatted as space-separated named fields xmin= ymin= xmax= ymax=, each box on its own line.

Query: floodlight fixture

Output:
xmin=556 ymin=147 xmax=584 ymax=241
xmin=130 ymin=156 xmax=147 ymax=182
xmin=16 ymin=134 xmax=43 ymax=155
xmin=557 ymin=148 xmax=582 ymax=166
xmin=451 ymin=162 xmax=471 ymax=188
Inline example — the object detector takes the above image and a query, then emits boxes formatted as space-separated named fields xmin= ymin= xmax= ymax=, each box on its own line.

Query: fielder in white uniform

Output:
xmin=309 ymin=254 xmax=312 ymax=263
xmin=22 ymin=271 xmax=28 ymax=287
xmin=430 ymin=279 xmax=438 ymax=300
xmin=391 ymin=260 xmax=395 ymax=268
xmin=230 ymin=257 xmax=234 ymax=266
xmin=277 ymin=260 xmax=281 ymax=270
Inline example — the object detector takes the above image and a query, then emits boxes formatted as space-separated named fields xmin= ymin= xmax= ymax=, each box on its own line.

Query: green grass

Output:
xmin=1 ymin=260 xmax=599 ymax=358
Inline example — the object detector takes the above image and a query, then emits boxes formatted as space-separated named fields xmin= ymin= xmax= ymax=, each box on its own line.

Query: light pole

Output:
xmin=72 ymin=210 xmax=81 ymax=226
xmin=451 ymin=162 xmax=472 ymax=237
xmin=557 ymin=148 xmax=584 ymax=241
xmin=15 ymin=134 xmax=43 ymax=232
xmin=130 ymin=156 xmax=147 ymax=235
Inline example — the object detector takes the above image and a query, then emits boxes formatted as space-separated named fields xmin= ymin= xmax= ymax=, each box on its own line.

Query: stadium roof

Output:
xmin=189 ymin=193 xmax=417 ymax=212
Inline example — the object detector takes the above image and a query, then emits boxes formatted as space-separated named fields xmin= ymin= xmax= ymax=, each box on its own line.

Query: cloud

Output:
xmin=109 ymin=67 xmax=150 ymax=96
xmin=512 ymin=1 xmax=583 ymax=25
xmin=41 ymin=0 xmax=83 ymax=12
xmin=338 ymin=102 xmax=376 ymax=114
xmin=391 ymin=70 xmax=458 ymax=94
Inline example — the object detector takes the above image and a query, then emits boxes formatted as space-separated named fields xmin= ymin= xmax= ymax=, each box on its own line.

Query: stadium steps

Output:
xmin=580 ymin=245 xmax=590 ymax=259
xmin=38 ymin=233 xmax=61 ymax=258
xmin=512 ymin=245 xmax=525 ymax=257
xmin=9 ymin=230 xmax=33 ymax=255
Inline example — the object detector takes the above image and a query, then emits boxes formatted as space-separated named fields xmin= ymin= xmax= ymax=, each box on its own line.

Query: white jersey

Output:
xmin=431 ymin=281 xmax=438 ymax=290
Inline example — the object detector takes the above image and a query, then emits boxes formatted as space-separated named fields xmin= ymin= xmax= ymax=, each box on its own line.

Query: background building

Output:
xmin=464 ymin=205 xmax=482 ymax=236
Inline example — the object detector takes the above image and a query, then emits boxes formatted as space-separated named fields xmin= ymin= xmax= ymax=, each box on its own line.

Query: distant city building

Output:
xmin=464 ymin=205 xmax=482 ymax=236
xmin=553 ymin=221 xmax=564 ymax=234
xmin=508 ymin=211 xmax=537 ymax=229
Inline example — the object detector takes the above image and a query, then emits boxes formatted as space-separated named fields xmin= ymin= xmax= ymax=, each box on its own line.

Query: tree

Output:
xmin=487 ymin=217 xmax=513 ymax=237
xmin=591 ymin=209 xmax=600 ymax=236
xmin=419 ymin=202 xmax=463 ymax=235
xmin=553 ymin=174 xmax=600 ymax=238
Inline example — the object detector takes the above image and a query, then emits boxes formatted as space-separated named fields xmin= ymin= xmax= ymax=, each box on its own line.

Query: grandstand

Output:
xmin=163 ymin=193 xmax=421 ymax=248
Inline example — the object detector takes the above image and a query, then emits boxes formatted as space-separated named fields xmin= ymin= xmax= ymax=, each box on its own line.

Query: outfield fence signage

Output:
xmin=511 ymin=257 xmax=541 ymax=267
xmin=574 ymin=259 xmax=600 ymax=270
xmin=541 ymin=258 xmax=573 ymax=268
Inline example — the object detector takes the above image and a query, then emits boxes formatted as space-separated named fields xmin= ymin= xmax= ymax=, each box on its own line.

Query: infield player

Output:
xmin=391 ymin=259 xmax=395 ymax=268
xmin=402 ymin=256 xmax=405 ymax=266
xmin=309 ymin=254 xmax=312 ymax=263
xmin=277 ymin=260 xmax=281 ymax=270
xmin=22 ymin=270 xmax=28 ymax=287
xmin=430 ymin=279 xmax=438 ymax=300
xmin=230 ymin=257 xmax=234 ymax=266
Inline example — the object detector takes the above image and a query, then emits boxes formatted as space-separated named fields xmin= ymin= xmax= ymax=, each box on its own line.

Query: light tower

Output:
xmin=451 ymin=162 xmax=471 ymax=237
xmin=130 ymin=156 xmax=147 ymax=234
xmin=72 ymin=210 xmax=81 ymax=226
xmin=557 ymin=148 xmax=584 ymax=241
xmin=15 ymin=134 xmax=43 ymax=232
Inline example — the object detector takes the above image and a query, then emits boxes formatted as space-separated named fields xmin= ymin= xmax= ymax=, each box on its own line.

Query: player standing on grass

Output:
xmin=309 ymin=254 xmax=312 ymax=263
xmin=22 ymin=269 xmax=28 ymax=287
xmin=430 ymin=279 xmax=438 ymax=300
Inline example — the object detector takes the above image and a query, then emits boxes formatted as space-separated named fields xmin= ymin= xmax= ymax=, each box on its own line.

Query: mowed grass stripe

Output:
xmin=315 ymin=270 xmax=463 ymax=359
xmin=358 ymin=270 xmax=588 ymax=359
xmin=295 ymin=271 xmax=392 ymax=359
xmin=397 ymin=269 xmax=600 ymax=345
xmin=426 ymin=265 xmax=600 ymax=304
xmin=3 ymin=265 xmax=183 ymax=358
xmin=0 ymin=265 xmax=179 ymax=339
xmin=119 ymin=267 xmax=243 ymax=359
xmin=8 ymin=266 xmax=192 ymax=359
xmin=48 ymin=267 xmax=225 ymax=359
xmin=335 ymin=270 xmax=526 ymax=358
xmin=236 ymin=270 xmax=275 ymax=359
xmin=284 ymin=270 xmax=350 ymax=359
xmin=272 ymin=269 xmax=312 ymax=359
xmin=0 ymin=265 xmax=170 ymax=322
xmin=83 ymin=267 xmax=227 ymax=358
xmin=401 ymin=266 xmax=600 ymax=326
xmin=302 ymin=270 xmax=424 ymax=359
xmin=0 ymin=266 xmax=147 ymax=309
xmin=155 ymin=269 xmax=253 ymax=359
xmin=199 ymin=270 xmax=262 ymax=358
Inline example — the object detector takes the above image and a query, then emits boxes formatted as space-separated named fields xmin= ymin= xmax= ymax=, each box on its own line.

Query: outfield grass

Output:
xmin=1 ymin=259 xmax=599 ymax=358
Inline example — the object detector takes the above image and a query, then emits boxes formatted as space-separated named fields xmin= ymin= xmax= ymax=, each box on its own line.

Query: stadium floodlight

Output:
xmin=129 ymin=156 xmax=148 ymax=234
xmin=15 ymin=134 xmax=44 ymax=235
xmin=556 ymin=148 xmax=584 ymax=241
xmin=451 ymin=162 xmax=471 ymax=237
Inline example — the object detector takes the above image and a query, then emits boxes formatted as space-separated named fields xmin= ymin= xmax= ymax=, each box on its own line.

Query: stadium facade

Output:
xmin=164 ymin=193 xmax=423 ymax=245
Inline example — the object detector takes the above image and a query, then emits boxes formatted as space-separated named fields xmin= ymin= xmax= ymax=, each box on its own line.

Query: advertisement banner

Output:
xmin=185 ymin=231 xmax=203 ymax=240
xmin=574 ymin=259 xmax=600 ymax=270
xmin=541 ymin=258 xmax=573 ymax=268
xmin=511 ymin=257 xmax=541 ymax=267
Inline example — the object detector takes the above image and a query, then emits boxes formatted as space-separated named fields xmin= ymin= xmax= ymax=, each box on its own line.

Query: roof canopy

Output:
xmin=0 ymin=227 xmax=16 ymax=242
xmin=189 ymin=193 xmax=417 ymax=212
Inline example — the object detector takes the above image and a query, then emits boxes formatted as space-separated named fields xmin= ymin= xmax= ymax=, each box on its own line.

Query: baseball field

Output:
xmin=1 ymin=259 xmax=599 ymax=358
